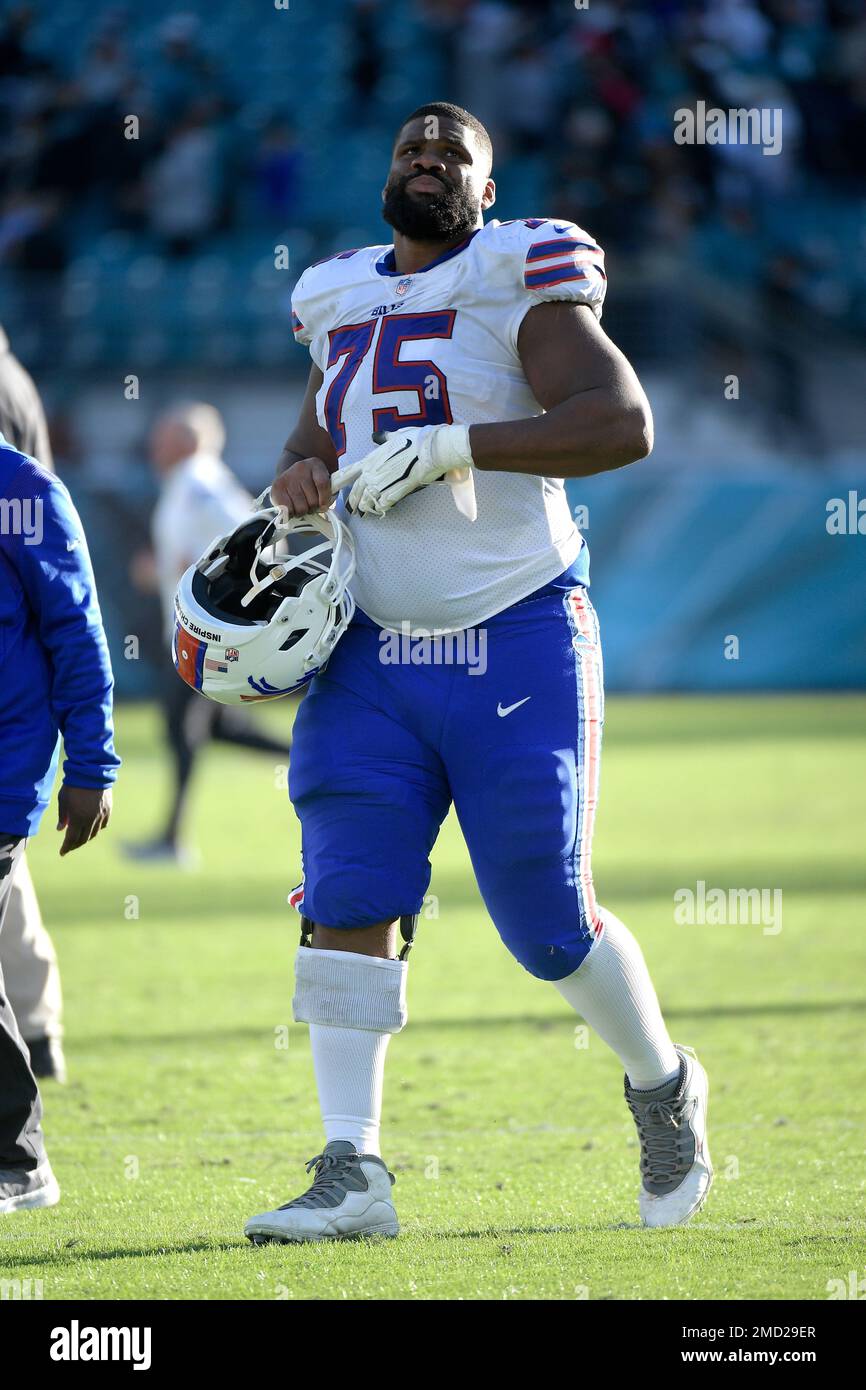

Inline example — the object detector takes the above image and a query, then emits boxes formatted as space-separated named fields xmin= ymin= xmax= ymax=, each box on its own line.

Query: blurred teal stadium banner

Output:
xmin=564 ymin=470 xmax=866 ymax=690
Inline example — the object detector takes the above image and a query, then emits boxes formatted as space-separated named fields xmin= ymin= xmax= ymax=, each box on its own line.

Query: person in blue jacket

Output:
xmin=0 ymin=435 xmax=120 ymax=1214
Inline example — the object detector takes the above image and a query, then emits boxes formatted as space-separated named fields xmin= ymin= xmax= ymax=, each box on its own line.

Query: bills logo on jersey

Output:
xmin=395 ymin=277 xmax=413 ymax=296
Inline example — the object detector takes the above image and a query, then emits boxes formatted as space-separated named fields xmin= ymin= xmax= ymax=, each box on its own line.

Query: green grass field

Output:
xmin=2 ymin=695 xmax=865 ymax=1301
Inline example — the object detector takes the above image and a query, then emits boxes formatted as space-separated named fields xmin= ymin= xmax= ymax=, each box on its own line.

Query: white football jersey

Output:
xmin=291 ymin=217 xmax=607 ymax=633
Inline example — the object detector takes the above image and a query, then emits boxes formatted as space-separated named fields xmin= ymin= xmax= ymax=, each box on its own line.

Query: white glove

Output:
xmin=346 ymin=424 xmax=475 ymax=518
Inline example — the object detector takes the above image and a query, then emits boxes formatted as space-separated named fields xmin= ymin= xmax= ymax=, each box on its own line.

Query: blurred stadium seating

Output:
xmin=1 ymin=0 xmax=863 ymax=691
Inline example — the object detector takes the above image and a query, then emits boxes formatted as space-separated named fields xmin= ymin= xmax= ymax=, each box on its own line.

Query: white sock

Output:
xmin=309 ymin=1023 xmax=390 ymax=1156
xmin=553 ymin=909 xmax=680 ymax=1089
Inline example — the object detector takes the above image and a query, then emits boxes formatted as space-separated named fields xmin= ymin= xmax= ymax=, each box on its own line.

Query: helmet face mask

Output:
xmin=173 ymin=506 xmax=355 ymax=704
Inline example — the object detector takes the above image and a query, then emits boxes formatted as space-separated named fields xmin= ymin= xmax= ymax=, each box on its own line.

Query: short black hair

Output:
xmin=395 ymin=102 xmax=493 ymax=170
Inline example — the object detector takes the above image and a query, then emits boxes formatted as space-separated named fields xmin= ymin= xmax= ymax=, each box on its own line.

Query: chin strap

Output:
xmin=300 ymin=913 xmax=419 ymax=961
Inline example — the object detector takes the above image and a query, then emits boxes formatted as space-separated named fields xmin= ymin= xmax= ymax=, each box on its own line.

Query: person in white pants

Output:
xmin=0 ymin=855 xmax=65 ymax=1082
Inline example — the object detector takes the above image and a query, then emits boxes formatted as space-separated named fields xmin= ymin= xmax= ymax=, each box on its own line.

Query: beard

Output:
xmin=382 ymin=172 xmax=480 ymax=240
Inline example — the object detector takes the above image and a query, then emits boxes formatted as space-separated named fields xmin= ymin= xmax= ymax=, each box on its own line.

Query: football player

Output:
xmin=245 ymin=102 xmax=711 ymax=1243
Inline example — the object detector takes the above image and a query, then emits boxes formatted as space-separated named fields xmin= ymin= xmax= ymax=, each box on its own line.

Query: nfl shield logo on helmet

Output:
xmin=395 ymin=277 xmax=412 ymax=297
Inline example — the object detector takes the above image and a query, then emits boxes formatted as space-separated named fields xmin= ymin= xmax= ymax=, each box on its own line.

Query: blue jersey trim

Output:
xmin=375 ymin=229 xmax=481 ymax=277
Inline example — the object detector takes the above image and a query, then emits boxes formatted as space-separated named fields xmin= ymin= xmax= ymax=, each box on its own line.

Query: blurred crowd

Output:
xmin=0 ymin=0 xmax=863 ymax=430
xmin=0 ymin=5 xmax=303 ymax=272
xmin=422 ymin=0 xmax=866 ymax=247
xmin=0 ymin=0 xmax=863 ymax=271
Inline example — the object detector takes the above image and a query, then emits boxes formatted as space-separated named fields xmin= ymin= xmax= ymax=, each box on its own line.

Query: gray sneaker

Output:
xmin=245 ymin=1140 xmax=399 ymax=1244
xmin=625 ymin=1044 xmax=713 ymax=1227
xmin=0 ymin=1158 xmax=60 ymax=1215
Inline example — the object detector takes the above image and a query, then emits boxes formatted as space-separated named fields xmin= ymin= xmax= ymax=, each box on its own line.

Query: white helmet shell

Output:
xmin=172 ymin=506 xmax=355 ymax=704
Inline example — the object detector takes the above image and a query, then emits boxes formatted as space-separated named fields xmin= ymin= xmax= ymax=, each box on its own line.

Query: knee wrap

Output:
xmin=292 ymin=947 xmax=408 ymax=1033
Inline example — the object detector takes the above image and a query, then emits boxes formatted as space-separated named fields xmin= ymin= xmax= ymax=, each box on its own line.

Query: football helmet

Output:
xmin=172 ymin=503 xmax=355 ymax=704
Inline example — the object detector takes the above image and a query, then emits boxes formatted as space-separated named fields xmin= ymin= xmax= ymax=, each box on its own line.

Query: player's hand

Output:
xmin=346 ymin=425 xmax=474 ymax=517
xmin=57 ymin=785 xmax=112 ymax=857
xmin=270 ymin=458 xmax=335 ymax=516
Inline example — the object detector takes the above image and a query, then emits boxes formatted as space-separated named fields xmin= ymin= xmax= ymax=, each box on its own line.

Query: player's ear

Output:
xmin=482 ymin=178 xmax=496 ymax=212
